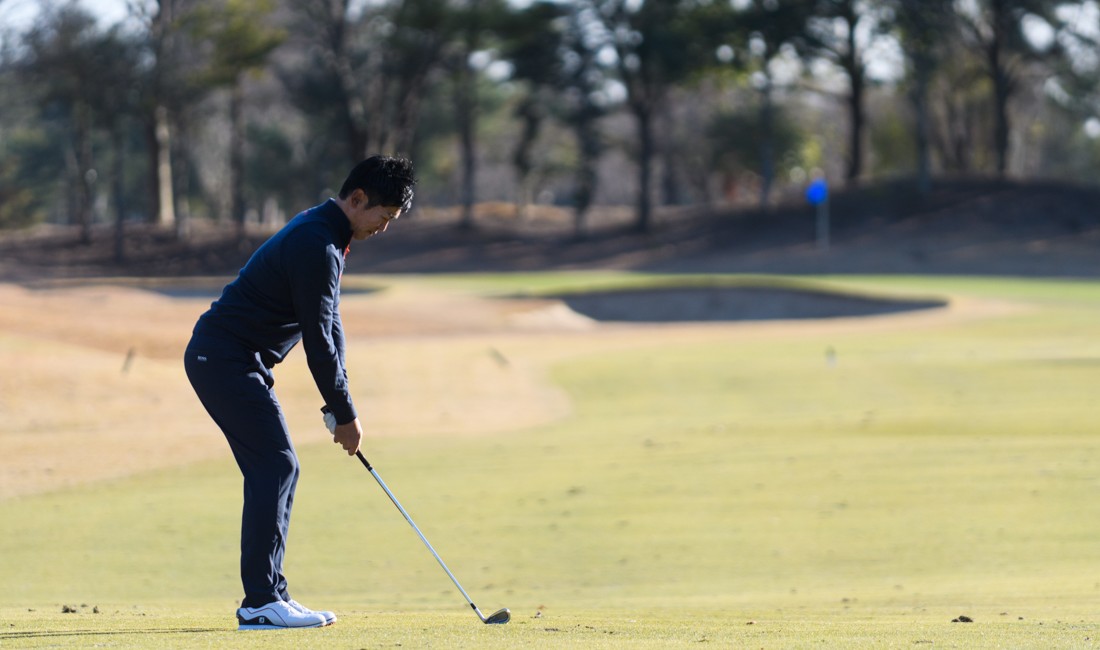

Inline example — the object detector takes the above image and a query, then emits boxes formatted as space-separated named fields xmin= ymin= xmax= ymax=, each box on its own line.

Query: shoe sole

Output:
xmin=238 ymin=621 xmax=328 ymax=630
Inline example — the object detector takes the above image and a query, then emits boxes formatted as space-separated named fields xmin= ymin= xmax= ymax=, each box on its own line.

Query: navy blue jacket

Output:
xmin=193 ymin=199 xmax=358 ymax=424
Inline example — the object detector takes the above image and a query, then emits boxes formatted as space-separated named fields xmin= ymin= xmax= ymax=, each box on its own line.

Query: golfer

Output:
xmin=184 ymin=155 xmax=416 ymax=630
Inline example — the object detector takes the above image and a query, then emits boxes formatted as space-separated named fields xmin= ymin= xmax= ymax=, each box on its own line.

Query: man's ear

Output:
xmin=351 ymin=189 xmax=367 ymax=208
xmin=358 ymin=189 xmax=377 ymax=208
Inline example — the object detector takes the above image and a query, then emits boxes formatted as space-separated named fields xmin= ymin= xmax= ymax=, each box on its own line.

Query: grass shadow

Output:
xmin=0 ymin=627 xmax=225 ymax=640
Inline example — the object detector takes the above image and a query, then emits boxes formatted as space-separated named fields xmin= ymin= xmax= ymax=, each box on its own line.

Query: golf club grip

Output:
xmin=355 ymin=450 xmax=373 ymax=471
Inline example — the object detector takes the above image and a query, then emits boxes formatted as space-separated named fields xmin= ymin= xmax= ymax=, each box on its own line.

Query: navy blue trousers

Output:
xmin=184 ymin=334 xmax=299 ymax=609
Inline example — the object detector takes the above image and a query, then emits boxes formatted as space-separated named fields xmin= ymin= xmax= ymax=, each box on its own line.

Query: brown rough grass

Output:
xmin=0 ymin=279 xmax=1016 ymax=500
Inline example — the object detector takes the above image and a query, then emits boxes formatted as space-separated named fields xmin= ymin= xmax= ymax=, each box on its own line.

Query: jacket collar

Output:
xmin=319 ymin=198 xmax=353 ymax=250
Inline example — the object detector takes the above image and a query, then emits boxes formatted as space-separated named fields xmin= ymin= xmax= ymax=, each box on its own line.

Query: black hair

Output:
xmin=338 ymin=155 xmax=417 ymax=210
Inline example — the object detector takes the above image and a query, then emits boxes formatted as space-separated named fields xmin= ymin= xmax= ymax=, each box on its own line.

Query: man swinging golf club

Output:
xmin=184 ymin=155 xmax=416 ymax=630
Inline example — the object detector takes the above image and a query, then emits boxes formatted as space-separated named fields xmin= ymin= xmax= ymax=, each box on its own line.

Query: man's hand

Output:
xmin=333 ymin=418 xmax=363 ymax=456
xmin=332 ymin=417 xmax=363 ymax=457
xmin=321 ymin=406 xmax=362 ymax=456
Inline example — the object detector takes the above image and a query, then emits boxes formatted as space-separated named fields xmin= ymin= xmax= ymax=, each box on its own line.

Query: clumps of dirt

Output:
xmin=951 ymin=615 xmax=974 ymax=623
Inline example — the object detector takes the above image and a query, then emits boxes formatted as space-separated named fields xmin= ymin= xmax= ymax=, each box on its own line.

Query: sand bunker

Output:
xmin=546 ymin=286 xmax=947 ymax=323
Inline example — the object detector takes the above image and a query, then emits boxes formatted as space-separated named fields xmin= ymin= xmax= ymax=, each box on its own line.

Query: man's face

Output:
xmin=346 ymin=190 xmax=402 ymax=240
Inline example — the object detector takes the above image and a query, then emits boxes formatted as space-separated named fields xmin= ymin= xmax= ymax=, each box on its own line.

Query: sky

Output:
xmin=1 ymin=0 xmax=132 ymax=35
xmin=0 ymin=0 xmax=394 ymax=31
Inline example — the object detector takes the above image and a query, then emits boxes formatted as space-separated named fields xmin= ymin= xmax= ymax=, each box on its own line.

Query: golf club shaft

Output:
xmin=354 ymin=451 xmax=487 ymax=620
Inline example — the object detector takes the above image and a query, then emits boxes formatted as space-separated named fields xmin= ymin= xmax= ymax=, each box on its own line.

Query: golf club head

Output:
xmin=484 ymin=608 xmax=511 ymax=625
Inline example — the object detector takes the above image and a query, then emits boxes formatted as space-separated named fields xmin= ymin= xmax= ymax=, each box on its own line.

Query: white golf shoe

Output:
xmin=287 ymin=599 xmax=337 ymax=626
xmin=236 ymin=600 xmax=327 ymax=630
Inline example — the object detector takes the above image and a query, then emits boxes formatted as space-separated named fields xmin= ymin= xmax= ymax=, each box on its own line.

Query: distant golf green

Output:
xmin=2 ymin=273 xmax=1099 ymax=648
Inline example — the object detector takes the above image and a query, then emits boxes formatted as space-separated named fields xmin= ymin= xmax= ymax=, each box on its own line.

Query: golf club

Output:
xmin=323 ymin=407 xmax=511 ymax=625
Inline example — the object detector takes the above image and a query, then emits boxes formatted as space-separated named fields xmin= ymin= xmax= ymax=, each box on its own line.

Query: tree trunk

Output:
xmin=635 ymin=105 xmax=653 ymax=233
xmin=911 ymin=69 xmax=932 ymax=196
xmin=573 ymin=152 xmax=596 ymax=240
xmin=512 ymin=96 xmax=541 ymax=222
xmin=230 ymin=80 xmax=246 ymax=241
xmin=660 ymin=106 xmax=681 ymax=206
xmin=843 ymin=10 xmax=864 ymax=185
xmin=460 ymin=104 xmax=476 ymax=230
xmin=845 ymin=64 xmax=864 ymax=184
xmin=992 ymin=67 xmax=1011 ymax=178
xmin=173 ymin=117 xmax=192 ymax=240
xmin=381 ymin=65 xmax=433 ymax=157
xmin=326 ymin=0 xmax=369 ymax=161
xmin=932 ymin=92 xmax=972 ymax=173
xmin=154 ymin=105 xmax=176 ymax=229
xmin=456 ymin=57 xmax=477 ymax=230
xmin=112 ymin=124 xmax=127 ymax=265
xmin=146 ymin=119 xmax=160 ymax=226
xmin=759 ymin=74 xmax=776 ymax=208
xmin=573 ymin=106 xmax=600 ymax=240
xmin=150 ymin=0 xmax=177 ymax=230
xmin=988 ymin=2 xmax=1011 ymax=178
xmin=74 ymin=106 xmax=95 ymax=245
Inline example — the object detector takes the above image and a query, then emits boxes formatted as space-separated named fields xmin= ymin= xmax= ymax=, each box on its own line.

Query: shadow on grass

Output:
xmin=546 ymin=285 xmax=947 ymax=323
xmin=0 ymin=627 xmax=225 ymax=640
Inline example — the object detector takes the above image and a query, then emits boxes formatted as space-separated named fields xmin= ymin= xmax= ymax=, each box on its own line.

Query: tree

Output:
xmin=130 ymin=0 xmax=198 ymax=234
xmin=889 ymin=0 xmax=955 ymax=194
xmin=18 ymin=6 xmax=139 ymax=244
xmin=707 ymin=105 xmax=804 ymax=202
xmin=283 ymin=0 xmax=453 ymax=180
xmin=738 ymin=0 xmax=813 ymax=206
xmin=91 ymin=30 xmax=144 ymax=263
xmin=559 ymin=2 xmax=608 ymax=237
xmin=499 ymin=1 xmax=613 ymax=236
xmin=956 ymin=0 xmax=1062 ymax=177
xmin=794 ymin=0 xmax=892 ymax=185
xmin=377 ymin=0 xmax=462 ymax=157
xmin=1047 ymin=3 xmax=1100 ymax=120
xmin=587 ymin=0 xmax=718 ymax=232
xmin=503 ymin=9 xmax=555 ymax=219
xmin=498 ymin=1 xmax=610 ymax=236
xmin=449 ymin=0 xmax=508 ymax=230
xmin=498 ymin=1 xmax=567 ymax=218
xmin=187 ymin=0 xmax=286 ymax=238
xmin=282 ymin=0 xmax=370 ymax=165
xmin=0 ymin=22 xmax=55 ymax=229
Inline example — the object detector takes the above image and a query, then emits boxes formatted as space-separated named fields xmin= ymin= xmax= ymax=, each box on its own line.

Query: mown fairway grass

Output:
xmin=3 ymin=274 xmax=1100 ymax=648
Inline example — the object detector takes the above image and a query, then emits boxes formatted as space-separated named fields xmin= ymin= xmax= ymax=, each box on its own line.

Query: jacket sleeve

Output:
xmin=287 ymin=228 xmax=358 ymax=424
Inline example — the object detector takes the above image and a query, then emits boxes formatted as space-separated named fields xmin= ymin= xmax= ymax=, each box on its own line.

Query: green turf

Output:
xmin=3 ymin=274 xmax=1100 ymax=648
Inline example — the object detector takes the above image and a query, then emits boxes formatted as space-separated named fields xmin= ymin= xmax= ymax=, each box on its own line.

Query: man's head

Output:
xmin=337 ymin=156 xmax=417 ymax=241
